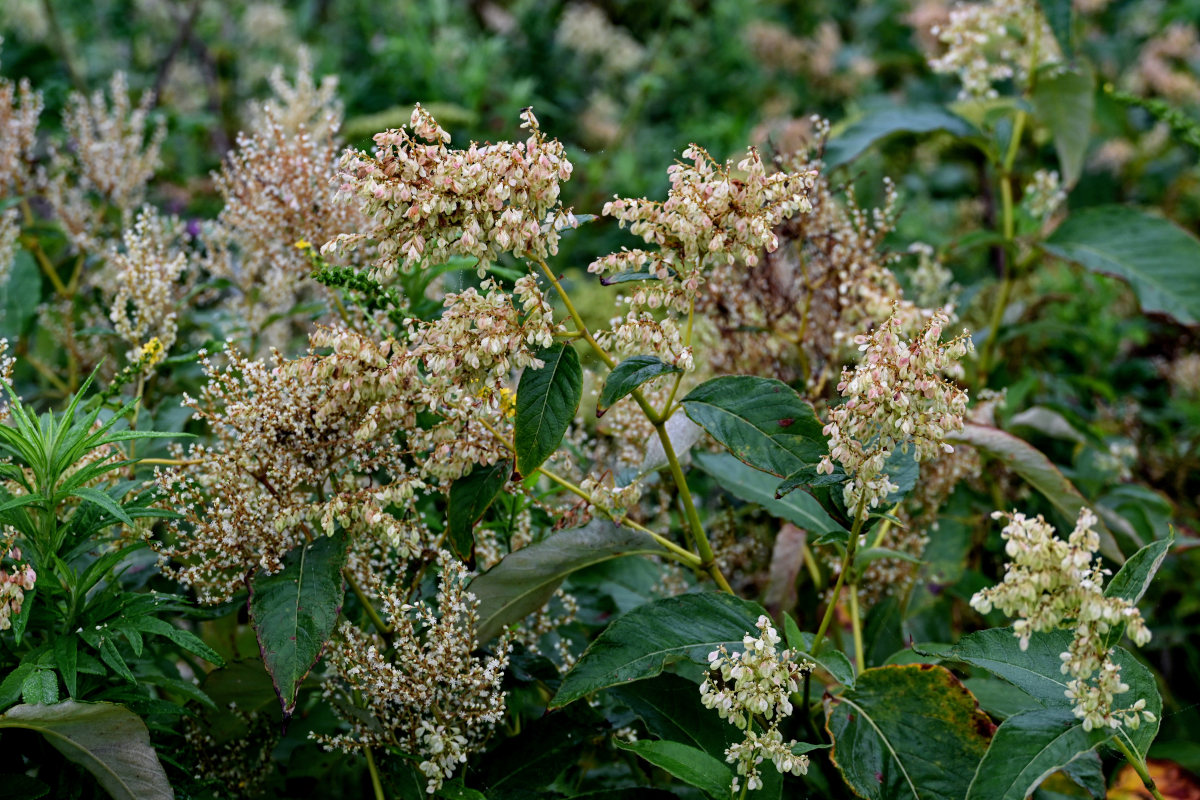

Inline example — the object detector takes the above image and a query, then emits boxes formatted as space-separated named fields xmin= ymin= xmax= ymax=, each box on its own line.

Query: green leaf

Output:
xmin=783 ymin=613 xmax=856 ymax=687
xmin=447 ymin=459 xmax=510 ymax=564
xmin=940 ymin=629 xmax=1161 ymax=757
xmin=1101 ymin=535 xmax=1171 ymax=649
xmin=825 ymin=105 xmax=977 ymax=167
xmin=1035 ymin=0 xmax=1073 ymax=57
xmin=598 ymin=356 xmax=681 ymax=415
xmin=0 ymin=249 xmax=40 ymax=339
xmin=435 ymin=784 xmax=489 ymax=800
xmin=615 ymin=739 xmax=733 ymax=800
xmin=69 ymin=487 xmax=134 ymax=527
xmin=55 ymin=635 xmax=79 ymax=697
xmin=1033 ymin=65 xmax=1094 ymax=186
xmin=962 ymin=677 xmax=1043 ymax=720
xmin=0 ymin=701 xmax=173 ymax=800
xmin=1043 ymin=206 xmax=1200 ymax=325
xmin=966 ymin=708 xmax=1099 ymax=800
xmin=551 ymin=592 xmax=764 ymax=708
xmin=514 ymin=343 xmax=583 ymax=476
xmin=600 ymin=268 xmax=672 ymax=285
xmin=693 ymin=451 xmax=839 ymax=535
xmin=825 ymin=664 xmax=995 ymax=800
xmin=681 ymin=377 xmax=826 ymax=477
xmin=0 ymin=662 xmax=35 ymax=709
xmin=248 ymin=530 xmax=349 ymax=716
xmin=949 ymin=424 xmax=1124 ymax=560
xmin=20 ymin=670 xmax=58 ymax=705
xmin=470 ymin=523 xmax=667 ymax=643
xmin=130 ymin=616 xmax=226 ymax=666
xmin=610 ymin=674 xmax=737 ymax=758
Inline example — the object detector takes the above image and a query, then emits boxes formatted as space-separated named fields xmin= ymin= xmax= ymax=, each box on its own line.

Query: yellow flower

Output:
xmin=294 ymin=239 xmax=312 ymax=250
xmin=137 ymin=337 xmax=165 ymax=369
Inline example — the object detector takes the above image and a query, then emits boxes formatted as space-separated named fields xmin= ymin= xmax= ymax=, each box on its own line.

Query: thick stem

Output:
xmin=1114 ymin=737 xmax=1167 ymax=800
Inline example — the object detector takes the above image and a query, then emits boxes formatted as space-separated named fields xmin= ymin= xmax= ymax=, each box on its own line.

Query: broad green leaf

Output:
xmin=1101 ymin=535 xmax=1171 ymax=649
xmin=470 ymin=523 xmax=667 ymax=643
xmin=1043 ymin=206 xmax=1200 ymax=325
xmin=0 ymin=662 xmax=35 ymax=709
xmin=611 ymin=674 xmax=737 ymax=758
xmin=447 ymin=459 xmax=510 ymax=563
xmin=962 ymin=677 xmax=1043 ymax=720
xmin=0 ymin=249 xmax=40 ymax=339
xmin=941 ymin=629 xmax=1161 ymax=757
xmin=552 ymin=592 xmax=764 ymax=708
xmin=0 ymin=701 xmax=173 ymax=800
xmin=1033 ymin=65 xmax=1093 ymax=186
xmin=1035 ymin=0 xmax=1073 ymax=57
xmin=949 ymin=424 xmax=1125 ymax=560
xmin=598 ymin=356 xmax=681 ymax=415
xmin=693 ymin=452 xmax=838 ymax=535
xmin=615 ymin=739 xmax=733 ymax=800
xmin=682 ymin=377 xmax=826 ymax=477
xmin=783 ymin=613 xmax=856 ymax=687
xmin=825 ymin=106 xmax=977 ymax=167
xmin=514 ymin=343 xmax=583 ymax=476
xmin=966 ymin=708 xmax=1099 ymax=800
xmin=479 ymin=705 xmax=601 ymax=791
xmin=198 ymin=660 xmax=282 ymax=745
xmin=825 ymin=664 xmax=994 ymax=800
xmin=248 ymin=530 xmax=349 ymax=716
xmin=20 ymin=669 xmax=58 ymax=705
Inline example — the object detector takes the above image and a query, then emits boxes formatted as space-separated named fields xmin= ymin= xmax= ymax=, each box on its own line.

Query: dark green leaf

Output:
xmin=966 ymin=708 xmax=1099 ymax=800
xmin=1035 ymin=0 xmax=1073 ymax=57
xmin=598 ymin=356 xmax=681 ymax=415
xmin=447 ymin=459 xmax=510 ymax=564
xmin=69 ymin=487 xmax=134 ymax=527
xmin=1033 ymin=65 xmax=1093 ymax=186
xmin=1101 ymin=535 xmax=1171 ymax=649
xmin=248 ymin=530 xmax=349 ymax=716
xmin=600 ymin=268 xmax=672 ymax=285
xmin=825 ymin=106 xmax=977 ymax=167
xmin=950 ymin=424 xmax=1124 ymax=560
xmin=611 ymin=674 xmax=738 ymax=758
xmin=55 ymin=635 xmax=79 ymax=697
xmin=693 ymin=451 xmax=838 ymax=535
xmin=552 ymin=592 xmax=764 ymax=708
xmin=962 ymin=677 xmax=1044 ymax=720
xmin=0 ymin=663 xmax=35 ymax=709
xmin=1043 ymin=206 xmax=1200 ymax=325
xmin=615 ymin=740 xmax=733 ymax=800
xmin=514 ymin=344 xmax=583 ymax=476
xmin=0 ymin=700 xmax=173 ymax=800
xmin=681 ymin=376 xmax=826 ymax=477
xmin=783 ymin=613 xmax=856 ymax=687
xmin=470 ymin=523 xmax=667 ymax=643
xmin=130 ymin=616 xmax=225 ymax=666
xmin=825 ymin=664 xmax=994 ymax=800
xmin=20 ymin=670 xmax=58 ymax=705
xmin=0 ymin=250 xmax=40 ymax=339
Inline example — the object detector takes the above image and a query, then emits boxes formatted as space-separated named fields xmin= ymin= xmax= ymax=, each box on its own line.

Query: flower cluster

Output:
xmin=105 ymin=207 xmax=190 ymax=357
xmin=0 ymin=47 xmax=41 ymax=192
xmin=40 ymin=72 xmax=164 ymax=253
xmin=819 ymin=312 xmax=973 ymax=510
xmin=700 ymin=615 xmax=814 ymax=793
xmin=318 ymin=553 xmax=511 ymax=794
xmin=332 ymin=105 xmax=576 ymax=278
xmin=0 ymin=544 xmax=35 ymax=631
xmin=588 ymin=144 xmax=815 ymax=312
xmin=929 ymin=0 xmax=1062 ymax=98
xmin=1023 ymin=169 xmax=1067 ymax=221
xmin=971 ymin=509 xmax=1156 ymax=731
xmin=1131 ymin=24 xmax=1200 ymax=105
xmin=555 ymin=4 xmax=645 ymax=77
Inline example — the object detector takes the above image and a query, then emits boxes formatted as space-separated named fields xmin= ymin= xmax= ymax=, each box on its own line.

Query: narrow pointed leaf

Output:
xmin=70 ymin=487 xmax=134 ymax=527
xmin=470 ymin=523 xmax=667 ymax=643
xmin=1101 ymin=535 xmax=1171 ymax=649
xmin=249 ymin=530 xmax=349 ymax=716
xmin=615 ymin=740 xmax=733 ymax=800
xmin=682 ymin=376 xmax=826 ymax=477
xmin=599 ymin=356 xmax=681 ymax=415
xmin=131 ymin=615 xmax=225 ymax=666
xmin=552 ymin=592 xmax=765 ymax=708
xmin=1033 ymin=65 xmax=1093 ymax=185
xmin=55 ymin=635 xmax=79 ymax=697
xmin=514 ymin=343 xmax=583 ymax=476
xmin=825 ymin=664 xmax=994 ymax=800
xmin=0 ymin=701 xmax=174 ymax=800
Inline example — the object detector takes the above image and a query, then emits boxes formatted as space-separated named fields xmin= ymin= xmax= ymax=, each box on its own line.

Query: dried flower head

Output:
xmin=0 ymin=543 xmax=35 ymax=631
xmin=588 ymin=144 xmax=815 ymax=312
xmin=701 ymin=615 xmax=815 ymax=793
xmin=331 ymin=105 xmax=576 ymax=278
xmin=971 ymin=508 xmax=1156 ymax=731
xmin=819 ymin=311 xmax=973 ymax=510
xmin=106 ymin=207 xmax=190 ymax=357
xmin=0 ymin=51 xmax=42 ymax=192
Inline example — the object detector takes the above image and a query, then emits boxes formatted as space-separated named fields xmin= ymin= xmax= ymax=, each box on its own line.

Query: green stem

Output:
xmin=810 ymin=499 xmax=867 ymax=656
xmin=1113 ymin=737 xmax=1166 ymax=800
xmin=848 ymin=586 xmax=865 ymax=673
xmin=364 ymin=747 xmax=387 ymax=800
xmin=345 ymin=569 xmax=392 ymax=641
